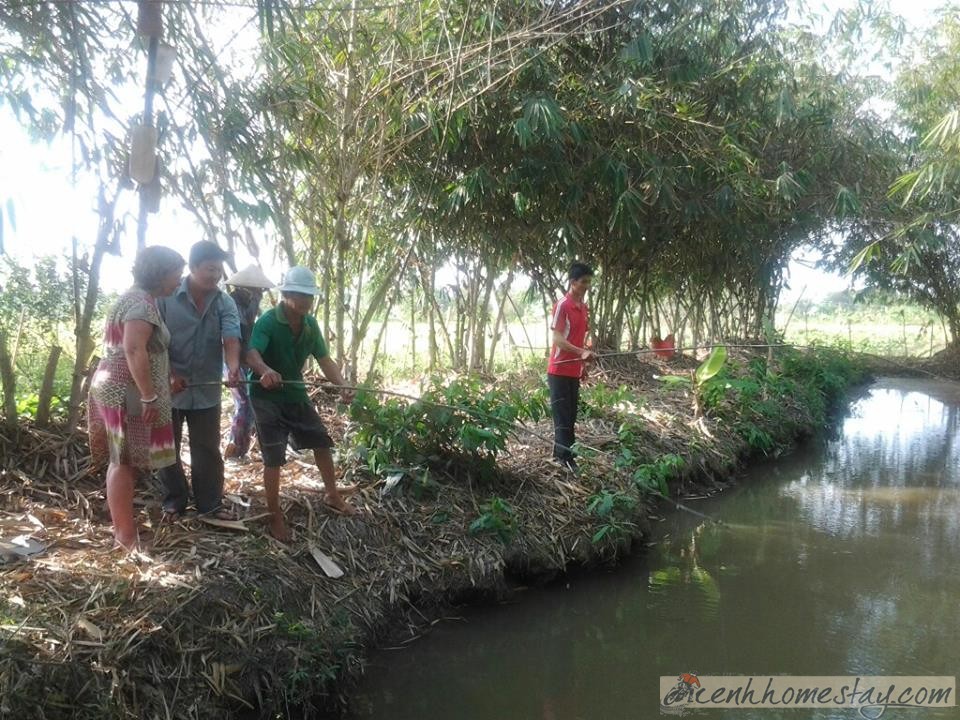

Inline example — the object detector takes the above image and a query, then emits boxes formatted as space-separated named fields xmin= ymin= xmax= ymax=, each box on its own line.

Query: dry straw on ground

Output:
xmin=0 ymin=351 xmax=821 ymax=719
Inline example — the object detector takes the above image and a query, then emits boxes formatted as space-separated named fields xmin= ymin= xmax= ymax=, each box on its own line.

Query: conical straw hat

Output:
xmin=225 ymin=264 xmax=275 ymax=289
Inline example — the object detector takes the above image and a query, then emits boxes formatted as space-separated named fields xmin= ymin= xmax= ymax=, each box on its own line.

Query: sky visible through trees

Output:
xmin=0 ymin=0 xmax=939 ymax=296
xmin=4 ymin=0 xmax=960 ymax=395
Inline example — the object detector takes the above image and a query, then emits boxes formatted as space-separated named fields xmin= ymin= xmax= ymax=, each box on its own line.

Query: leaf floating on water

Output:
xmin=309 ymin=545 xmax=344 ymax=578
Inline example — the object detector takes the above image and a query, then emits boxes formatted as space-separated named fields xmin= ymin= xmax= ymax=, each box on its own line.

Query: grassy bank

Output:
xmin=0 ymin=345 xmax=866 ymax=719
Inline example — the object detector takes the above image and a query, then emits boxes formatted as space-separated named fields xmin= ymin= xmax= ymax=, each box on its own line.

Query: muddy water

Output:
xmin=349 ymin=378 xmax=960 ymax=719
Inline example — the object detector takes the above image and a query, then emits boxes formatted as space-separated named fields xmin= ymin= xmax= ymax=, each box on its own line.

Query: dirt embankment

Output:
xmin=0 ymin=349 xmax=865 ymax=719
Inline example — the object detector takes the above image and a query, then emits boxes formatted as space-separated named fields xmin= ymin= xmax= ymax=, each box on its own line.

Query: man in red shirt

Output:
xmin=547 ymin=262 xmax=595 ymax=472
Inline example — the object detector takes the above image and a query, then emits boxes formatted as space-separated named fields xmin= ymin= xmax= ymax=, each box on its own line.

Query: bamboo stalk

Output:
xmin=0 ymin=330 xmax=16 ymax=431
xmin=36 ymin=346 xmax=63 ymax=428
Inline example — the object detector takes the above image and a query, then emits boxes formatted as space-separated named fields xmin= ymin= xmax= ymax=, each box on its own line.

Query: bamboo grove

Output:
xmin=3 ymin=0 xmax=960 ymax=400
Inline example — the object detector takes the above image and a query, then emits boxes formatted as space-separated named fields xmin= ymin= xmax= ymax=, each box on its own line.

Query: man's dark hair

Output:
xmin=568 ymin=262 xmax=594 ymax=281
xmin=189 ymin=240 xmax=230 ymax=268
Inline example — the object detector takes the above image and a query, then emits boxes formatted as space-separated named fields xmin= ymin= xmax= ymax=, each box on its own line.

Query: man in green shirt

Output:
xmin=246 ymin=266 xmax=356 ymax=541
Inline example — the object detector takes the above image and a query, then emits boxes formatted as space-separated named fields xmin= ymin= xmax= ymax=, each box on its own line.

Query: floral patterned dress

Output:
xmin=88 ymin=288 xmax=176 ymax=470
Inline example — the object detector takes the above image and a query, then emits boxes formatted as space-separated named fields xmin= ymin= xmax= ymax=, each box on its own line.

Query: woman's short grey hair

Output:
xmin=132 ymin=245 xmax=185 ymax=292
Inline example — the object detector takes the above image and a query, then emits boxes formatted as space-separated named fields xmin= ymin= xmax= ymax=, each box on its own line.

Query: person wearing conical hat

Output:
xmin=246 ymin=266 xmax=357 ymax=541
xmin=223 ymin=264 xmax=275 ymax=460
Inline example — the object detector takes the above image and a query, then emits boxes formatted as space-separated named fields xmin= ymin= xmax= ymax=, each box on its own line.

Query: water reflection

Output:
xmin=350 ymin=379 xmax=960 ymax=720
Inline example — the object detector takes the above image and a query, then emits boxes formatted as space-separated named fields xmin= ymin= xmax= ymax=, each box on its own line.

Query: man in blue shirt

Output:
xmin=157 ymin=241 xmax=241 ymax=518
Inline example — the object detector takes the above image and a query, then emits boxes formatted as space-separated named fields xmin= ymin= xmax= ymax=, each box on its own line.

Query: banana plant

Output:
xmin=658 ymin=345 xmax=728 ymax=417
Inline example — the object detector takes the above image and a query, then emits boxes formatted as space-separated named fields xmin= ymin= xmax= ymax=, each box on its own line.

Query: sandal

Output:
xmin=200 ymin=507 xmax=237 ymax=521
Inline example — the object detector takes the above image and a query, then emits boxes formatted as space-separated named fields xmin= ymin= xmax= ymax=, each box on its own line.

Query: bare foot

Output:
xmin=269 ymin=514 xmax=291 ymax=542
xmin=323 ymin=495 xmax=358 ymax=516
xmin=113 ymin=533 xmax=139 ymax=552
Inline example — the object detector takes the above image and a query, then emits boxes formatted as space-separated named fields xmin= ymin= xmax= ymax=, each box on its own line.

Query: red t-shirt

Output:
xmin=547 ymin=293 xmax=589 ymax=378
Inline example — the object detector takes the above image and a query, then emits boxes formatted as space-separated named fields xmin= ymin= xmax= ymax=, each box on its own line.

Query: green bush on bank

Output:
xmin=346 ymin=375 xmax=548 ymax=482
xmin=345 ymin=347 xmax=866 ymax=550
xmin=699 ymin=346 xmax=866 ymax=452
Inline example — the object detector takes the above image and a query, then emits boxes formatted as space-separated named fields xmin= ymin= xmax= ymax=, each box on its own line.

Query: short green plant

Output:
xmin=409 ymin=468 xmax=441 ymax=500
xmin=587 ymin=489 xmax=637 ymax=543
xmin=347 ymin=375 xmax=525 ymax=481
xmin=581 ymin=383 xmax=644 ymax=418
xmin=633 ymin=453 xmax=684 ymax=495
xmin=659 ymin=345 xmax=728 ymax=390
xmin=469 ymin=496 xmax=516 ymax=544
xmin=737 ymin=422 xmax=774 ymax=452
xmin=273 ymin=610 xmax=346 ymax=700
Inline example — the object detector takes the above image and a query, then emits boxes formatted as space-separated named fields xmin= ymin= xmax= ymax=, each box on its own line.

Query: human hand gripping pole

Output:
xmin=259 ymin=368 xmax=283 ymax=390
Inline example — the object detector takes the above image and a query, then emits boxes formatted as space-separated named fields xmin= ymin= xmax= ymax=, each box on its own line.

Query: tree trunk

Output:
xmin=36 ymin=346 xmax=63 ymax=428
xmin=505 ymin=292 xmax=536 ymax=356
xmin=345 ymin=239 xmax=367 ymax=381
xmin=351 ymin=245 xmax=414 ymax=375
xmin=486 ymin=269 xmax=514 ymax=370
xmin=137 ymin=34 xmax=159 ymax=251
xmin=365 ymin=283 xmax=403 ymax=380
xmin=427 ymin=265 xmax=437 ymax=372
xmin=946 ymin=310 xmax=960 ymax=346
xmin=543 ymin=290 xmax=552 ymax=354
xmin=67 ymin=185 xmax=120 ymax=431
xmin=410 ymin=286 xmax=417 ymax=374
xmin=279 ymin=208 xmax=297 ymax=267
xmin=334 ymin=0 xmax=359 ymax=372
xmin=321 ymin=229 xmax=331 ymax=341
xmin=418 ymin=260 xmax=455 ymax=365
xmin=471 ymin=269 xmax=496 ymax=370
xmin=0 ymin=330 xmax=16 ymax=432
xmin=10 ymin=307 xmax=26 ymax=368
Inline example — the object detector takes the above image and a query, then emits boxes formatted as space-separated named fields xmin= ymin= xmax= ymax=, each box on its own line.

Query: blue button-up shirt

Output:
xmin=158 ymin=278 xmax=241 ymax=410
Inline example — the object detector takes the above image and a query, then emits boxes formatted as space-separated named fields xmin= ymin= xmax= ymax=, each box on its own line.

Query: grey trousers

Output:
xmin=159 ymin=405 xmax=224 ymax=514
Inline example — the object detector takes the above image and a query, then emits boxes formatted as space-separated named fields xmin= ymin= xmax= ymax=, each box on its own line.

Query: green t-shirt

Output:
xmin=249 ymin=304 xmax=328 ymax=404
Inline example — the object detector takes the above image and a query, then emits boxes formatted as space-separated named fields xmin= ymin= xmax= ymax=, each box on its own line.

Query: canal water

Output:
xmin=349 ymin=378 xmax=960 ymax=719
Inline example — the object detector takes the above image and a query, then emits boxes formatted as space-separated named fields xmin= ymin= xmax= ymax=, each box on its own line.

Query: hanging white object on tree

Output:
xmin=153 ymin=43 xmax=176 ymax=86
xmin=129 ymin=124 xmax=157 ymax=185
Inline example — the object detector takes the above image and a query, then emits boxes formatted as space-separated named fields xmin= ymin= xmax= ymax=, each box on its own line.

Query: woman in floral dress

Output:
xmin=88 ymin=246 xmax=185 ymax=550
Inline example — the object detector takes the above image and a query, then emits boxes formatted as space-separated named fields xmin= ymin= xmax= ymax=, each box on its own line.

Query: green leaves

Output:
xmin=775 ymin=87 xmax=795 ymax=126
xmin=694 ymin=345 xmax=727 ymax=386
xmin=347 ymin=375 xmax=526 ymax=483
xmin=773 ymin=165 xmax=805 ymax=203
xmin=619 ymin=34 xmax=653 ymax=68
xmin=469 ymin=497 xmax=516 ymax=544
xmin=922 ymin=108 xmax=960 ymax=152
xmin=632 ymin=453 xmax=683 ymax=496
xmin=833 ymin=185 xmax=862 ymax=218
xmin=513 ymin=95 xmax=566 ymax=148
xmin=587 ymin=489 xmax=636 ymax=518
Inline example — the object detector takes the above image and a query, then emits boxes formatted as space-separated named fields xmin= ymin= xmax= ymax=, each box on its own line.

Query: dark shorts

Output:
xmin=251 ymin=397 xmax=333 ymax=467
